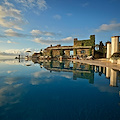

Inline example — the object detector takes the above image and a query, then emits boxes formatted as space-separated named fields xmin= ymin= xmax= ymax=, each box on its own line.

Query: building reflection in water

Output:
xmin=109 ymin=69 xmax=118 ymax=87
xmin=31 ymin=59 xmax=120 ymax=104
xmin=106 ymin=67 xmax=110 ymax=78
xmin=22 ymin=58 xmax=120 ymax=107
xmin=31 ymin=59 xmax=120 ymax=88
xmin=32 ymin=59 xmax=95 ymax=84
xmin=105 ymin=67 xmax=119 ymax=87
xmin=94 ymin=65 xmax=119 ymax=87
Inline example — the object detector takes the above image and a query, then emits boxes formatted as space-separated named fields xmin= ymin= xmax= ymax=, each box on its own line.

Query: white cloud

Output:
xmin=31 ymin=70 xmax=52 ymax=85
xmin=7 ymin=70 xmax=17 ymax=74
xmin=33 ymin=36 xmax=73 ymax=45
xmin=0 ymin=49 xmax=27 ymax=56
xmin=7 ymin=40 xmax=17 ymax=44
xmin=5 ymin=29 xmax=18 ymax=37
xmin=67 ymin=13 xmax=72 ymax=16
xmin=37 ymin=0 xmax=47 ymax=10
xmin=0 ymin=84 xmax=22 ymax=107
xmin=7 ymin=40 xmax=12 ymax=43
xmin=5 ymin=29 xmax=30 ymax=37
xmin=4 ymin=0 xmax=14 ymax=7
xmin=0 ymin=40 xmax=17 ymax=44
xmin=81 ymin=2 xmax=89 ymax=7
xmin=0 ymin=1 xmax=26 ymax=30
xmin=0 ymin=17 xmax=23 ymax=30
xmin=31 ymin=29 xmax=55 ymax=36
xmin=0 ymin=48 xmax=39 ymax=58
xmin=33 ymin=37 xmax=51 ymax=44
xmin=95 ymin=22 xmax=120 ymax=32
xmin=15 ymin=0 xmax=47 ymax=10
xmin=61 ymin=74 xmax=72 ymax=79
xmin=6 ymin=49 xmax=29 ymax=55
xmin=53 ymin=15 xmax=61 ymax=20
xmin=31 ymin=70 xmax=72 ymax=85
xmin=61 ymin=37 xmax=73 ymax=41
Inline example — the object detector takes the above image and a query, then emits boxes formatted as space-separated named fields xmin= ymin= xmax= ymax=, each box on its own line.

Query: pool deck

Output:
xmin=69 ymin=58 xmax=120 ymax=71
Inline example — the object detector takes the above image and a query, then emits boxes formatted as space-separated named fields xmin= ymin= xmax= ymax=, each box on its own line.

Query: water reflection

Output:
xmin=0 ymin=59 xmax=120 ymax=88
xmin=95 ymin=66 xmax=119 ymax=87
xmin=32 ymin=59 xmax=120 ymax=87
xmin=34 ymin=60 xmax=94 ymax=84
xmin=32 ymin=59 xmax=120 ymax=104
xmin=0 ymin=59 xmax=32 ymax=66
xmin=0 ymin=59 xmax=120 ymax=120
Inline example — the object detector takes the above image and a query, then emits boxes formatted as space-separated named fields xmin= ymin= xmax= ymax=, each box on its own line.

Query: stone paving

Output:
xmin=69 ymin=58 xmax=120 ymax=71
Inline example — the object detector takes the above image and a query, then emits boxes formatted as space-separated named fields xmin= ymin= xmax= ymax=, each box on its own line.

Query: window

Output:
xmin=81 ymin=50 xmax=85 ymax=54
xmin=81 ymin=43 xmax=84 ymax=46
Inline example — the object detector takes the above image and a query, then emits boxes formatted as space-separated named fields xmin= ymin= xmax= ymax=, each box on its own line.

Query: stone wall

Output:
xmin=52 ymin=50 xmax=60 ymax=57
xmin=76 ymin=48 xmax=90 ymax=57
xmin=73 ymin=48 xmax=94 ymax=57
xmin=44 ymin=49 xmax=50 ymax=56
xmin=65 ymin=50 xmax=70 ymax=56
xmin=44 ymin=49 xmax=61 ymax=57
xmin=74 ymin=35 xmax=95 ymax=47
xmin=52 ymin=61 xmax=60 ymax=67
xmin=73 ymin=35 xmax=95 ymax=57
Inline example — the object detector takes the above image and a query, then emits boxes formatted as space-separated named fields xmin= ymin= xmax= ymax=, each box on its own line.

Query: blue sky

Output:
xmin=0 ymin=0 xmax=120 ymax=57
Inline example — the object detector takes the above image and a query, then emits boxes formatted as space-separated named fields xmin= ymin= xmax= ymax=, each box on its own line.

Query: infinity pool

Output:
xmin=0 ymin=59 xmax=120 ymax=120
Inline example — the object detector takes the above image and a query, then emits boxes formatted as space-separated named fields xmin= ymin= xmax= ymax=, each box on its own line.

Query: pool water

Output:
xmin=0 ymin=59 xmax=120 ymax=120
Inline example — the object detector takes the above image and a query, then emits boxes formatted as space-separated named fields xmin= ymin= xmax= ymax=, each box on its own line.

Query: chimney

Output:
xmin=74 ymin=38 xmax=78 ymax=41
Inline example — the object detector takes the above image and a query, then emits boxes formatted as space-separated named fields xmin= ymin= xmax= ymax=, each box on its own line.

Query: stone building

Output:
xmin=32 ymin=53 xmax=41 ymax=58
xmin=44 ymin=35 xmax=95 ymax=58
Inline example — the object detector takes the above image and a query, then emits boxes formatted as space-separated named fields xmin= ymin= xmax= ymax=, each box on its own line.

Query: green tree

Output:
xmin=89 ymin=48 xmax=92 ymax=56
xmin=60 ymin=49 xmax=64 ymax=56
xmin=50 ymin=49 xmax=53 ymax=57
